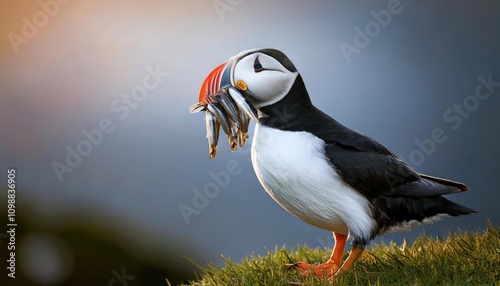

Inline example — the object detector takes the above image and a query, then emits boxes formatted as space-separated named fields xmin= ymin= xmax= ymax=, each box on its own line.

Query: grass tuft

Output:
xmin=184 ymin=220 xmax=499 ymax=285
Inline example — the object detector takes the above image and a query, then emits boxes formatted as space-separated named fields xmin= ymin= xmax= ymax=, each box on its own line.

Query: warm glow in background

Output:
xmin=1 ymin=1 xmax=499 ymax=284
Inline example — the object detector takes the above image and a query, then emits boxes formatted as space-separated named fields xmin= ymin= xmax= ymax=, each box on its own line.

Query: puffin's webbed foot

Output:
xmin=285 ymin=261 xmax=340 ymax=277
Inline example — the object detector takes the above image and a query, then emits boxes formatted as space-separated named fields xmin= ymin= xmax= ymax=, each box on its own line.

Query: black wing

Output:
xmin=307 ymin=107 xmax=468 ymax=198
xmin=258 ymin=89 xmax=468 ymax=198
xmin=325 ymin=143 xmax=467 ymax=198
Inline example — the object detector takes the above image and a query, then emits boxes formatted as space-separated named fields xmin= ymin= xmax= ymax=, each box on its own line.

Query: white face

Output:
xmin=231 ymin=52 xmax=298 ymax=109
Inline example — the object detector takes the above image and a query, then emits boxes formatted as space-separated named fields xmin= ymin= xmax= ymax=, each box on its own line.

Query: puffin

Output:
xmin=194 ymin=48 xmax=477 ymax=277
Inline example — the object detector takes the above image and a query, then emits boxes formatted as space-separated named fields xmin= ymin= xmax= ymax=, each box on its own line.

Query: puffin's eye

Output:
xmin=253 ymin=56 xmax=265 ymax=73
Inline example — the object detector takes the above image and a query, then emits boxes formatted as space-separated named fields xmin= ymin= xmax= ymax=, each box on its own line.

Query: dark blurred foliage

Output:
xmin=0 ymin=194 xmax=200 ymax=286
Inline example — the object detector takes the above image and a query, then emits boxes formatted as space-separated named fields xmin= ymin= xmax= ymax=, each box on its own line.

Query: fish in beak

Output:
xmin=189 ymin=60 xmax=258 ymax=158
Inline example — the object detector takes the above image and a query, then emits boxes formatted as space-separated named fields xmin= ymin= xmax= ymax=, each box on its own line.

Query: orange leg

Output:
xmin=330 ymin=232 xmax=347 ymax=266
xmin=285 ymin=232 xmax=348 ymax=277
xmin=338 ymin=245 xmax=364 ymax=272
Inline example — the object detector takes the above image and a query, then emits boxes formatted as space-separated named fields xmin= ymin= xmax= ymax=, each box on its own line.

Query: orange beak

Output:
xmin=198 ymin=61 xmax=232 ymax=104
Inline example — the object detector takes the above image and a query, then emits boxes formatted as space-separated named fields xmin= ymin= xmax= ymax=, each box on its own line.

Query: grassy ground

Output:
xmin=183 ymin=221 xmax=499 ymax=286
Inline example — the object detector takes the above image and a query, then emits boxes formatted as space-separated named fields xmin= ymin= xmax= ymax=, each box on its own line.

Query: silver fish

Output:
xmin=235 ymin=106 xmax=249 ymax=147
xmin=217 ymin=91 xmax=241 ymax=129
xmin=237 ymin=128 xmax=249 ymax=147
xmin=228 ymin=124 xmax=238 ymax=152
xmin=226 ymin=87 xmax=259 ymax=122
xmin=205 ymin=110 xmax=220 ymax=159
xmin=189 ymin=102 xmax=206 ymax=113
xmin=207 ymin=102 xmax=231 ymax=136
xmin=238 ymin=106 xmax=250 ymax=133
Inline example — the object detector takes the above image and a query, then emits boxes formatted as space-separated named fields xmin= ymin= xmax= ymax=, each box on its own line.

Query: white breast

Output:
xmin=251 ymin=124 xmax=376 ymax=239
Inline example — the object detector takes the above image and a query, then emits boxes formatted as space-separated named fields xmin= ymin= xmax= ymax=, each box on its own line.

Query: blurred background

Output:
xmin=1 ymin=0 xmax=499 ymax=285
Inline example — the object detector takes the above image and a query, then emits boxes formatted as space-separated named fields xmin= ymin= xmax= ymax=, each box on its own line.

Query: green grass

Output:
xmin=184 ymin=221 xmax=499 ymax=286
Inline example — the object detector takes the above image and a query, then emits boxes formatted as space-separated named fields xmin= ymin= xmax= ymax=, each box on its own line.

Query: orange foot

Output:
xmin=285 ymin=261 xmax=339 ymax=277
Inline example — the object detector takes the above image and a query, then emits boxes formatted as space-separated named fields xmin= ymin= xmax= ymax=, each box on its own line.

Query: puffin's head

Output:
xmin=191 ymin=49 xmax=307 ymax=158
xmin=199 ymin=48 xmax=301 ymax=111
xmin=229 ymin=49 xmax=300 ymax=109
